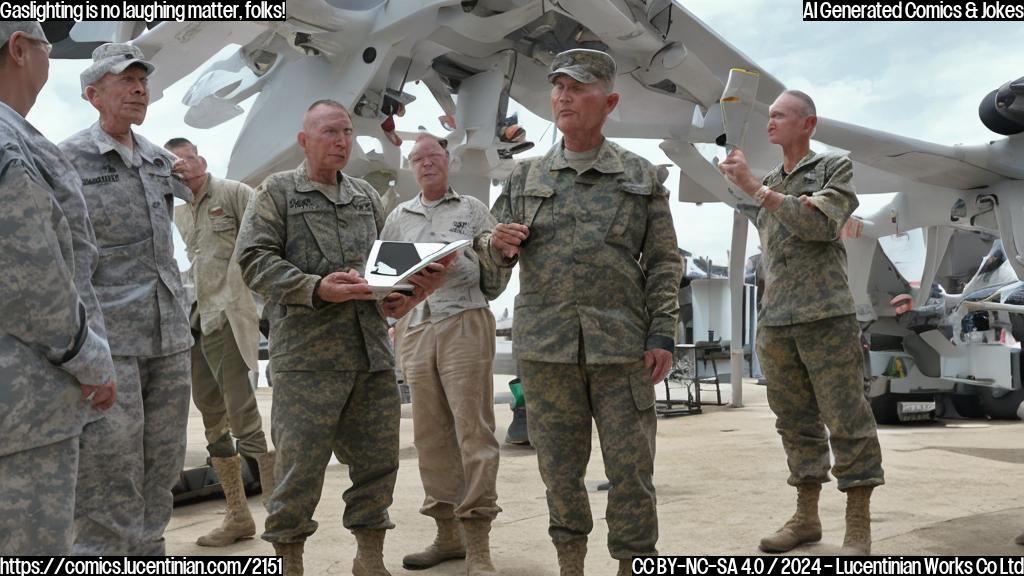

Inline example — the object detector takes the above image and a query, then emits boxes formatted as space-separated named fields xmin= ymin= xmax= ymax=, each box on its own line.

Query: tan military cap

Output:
xmin=548 ymin=48 xmax=617 ymax=88
xmin=80 ymin=42 xmax=156 ymax=98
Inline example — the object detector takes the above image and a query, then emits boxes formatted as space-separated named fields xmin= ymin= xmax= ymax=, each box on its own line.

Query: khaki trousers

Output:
xmin=396 ymin=307 xmax=501 ymax=520
xmin=192 ymin=313 xmax=267 ymax=458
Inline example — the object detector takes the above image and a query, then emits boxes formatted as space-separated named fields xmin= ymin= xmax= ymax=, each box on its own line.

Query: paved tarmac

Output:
xmin=165 ymin=376 xmax=1024 ymax=573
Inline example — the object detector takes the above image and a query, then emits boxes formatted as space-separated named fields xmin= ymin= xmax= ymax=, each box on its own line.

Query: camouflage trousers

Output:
xmin=0 ymin=437 xmax=78 ymax=554
xmin=262 ymin=369 xmax=400 ymax=544
xmin=192 ymin=318 xmax=267 ymax=458
xmin=396 ymin=308 xmax=501 ymax=521
xmin=74 ymin=352 xmax=191 ymax=555
xmin=518 ymin=356 xmax=658 ymax=560
xmin=757 ymin=314 xmax=884 ymax=491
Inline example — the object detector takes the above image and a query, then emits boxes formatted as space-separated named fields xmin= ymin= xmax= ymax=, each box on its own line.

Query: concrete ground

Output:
xmin=166 ymin=376 xmax=1024 ymax=573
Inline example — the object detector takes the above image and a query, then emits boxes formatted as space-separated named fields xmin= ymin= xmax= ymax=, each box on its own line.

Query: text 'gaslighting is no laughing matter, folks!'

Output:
xmin=0 ymin=0 xmax=287 ymax=21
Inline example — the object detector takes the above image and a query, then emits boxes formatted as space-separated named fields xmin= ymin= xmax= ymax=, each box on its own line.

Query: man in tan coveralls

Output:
xmin=719 ymin=90 xmax=883 ymax=556
xmin=380 ymin=134 xmax=505 ymax=575
xmin=236 ymin=100 xmax=450 ymax=576
xmin=166 ymin=137 xmax=275 ymax=547
xmin=477 ymin=50 xmax=682 ymax=576
xmin=0 ymin=21 xmax=116 ymax=555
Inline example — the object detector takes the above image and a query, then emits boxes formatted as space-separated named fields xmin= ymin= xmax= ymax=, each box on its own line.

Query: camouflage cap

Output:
xmin=548 ymin=48 xmax=616 ymax=88
xmin=80 ymin=43 xmax=156 ymax=98
xmin=0 ymin=22 xmax=48 ymax=49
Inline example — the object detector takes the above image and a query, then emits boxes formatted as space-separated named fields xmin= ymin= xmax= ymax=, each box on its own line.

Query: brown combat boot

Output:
xmin=617 ymin=559 xmax=631 ymax=576
xmin=197 ymin=455 xmax=256 ymax=547
xmin=759 ymin=483 xmax=822 ymax=553
xmin=554 ymin=538 xmax=586 ymax=576
xmin=273 ymin=542 xmax=304 ymax=576
xmin=402 ymin=518 xmax=465 ymax=569
xmin=256 ymin=450 xmax=277 ymax=506
xmin=838 ymin=486 xmax=873 ymax=556
xmin=461 ymin=519 xmax=497 ymax=575
xmin=1016 ymin=531 xmax=1024 ymax=546
xmin=353 ymin=529 xmax=391 ymax=576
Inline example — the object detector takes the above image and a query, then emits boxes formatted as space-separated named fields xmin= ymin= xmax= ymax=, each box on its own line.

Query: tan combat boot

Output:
xmin=402 ymin=517 xmax=465 ymax=569
xmin=759 ymin=483 xmax=822 ymax=553
xmin=554 ymin=539 xmax=586 ymax=576
xmin=461 ymin=519 xmax=497 ymax=576
xmin=838 ymin=486 xmax=873 ymax=556
xmin=353 ymin=529 xmax=391 ymax=576
xmin=256 ymin=450 xmax=277 ymax=506
xmin=273 ymin=542 xmax=304 ymax=576
xmin=197 ymin=455 xmax=256 ymax=547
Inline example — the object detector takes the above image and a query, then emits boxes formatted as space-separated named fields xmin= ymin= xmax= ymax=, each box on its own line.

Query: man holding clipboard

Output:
xmin=235 ymin=100 xmax=452 ymax=575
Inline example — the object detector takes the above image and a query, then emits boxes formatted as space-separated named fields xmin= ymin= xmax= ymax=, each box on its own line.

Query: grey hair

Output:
xmin=782 ymin=89 xmax=816 ymax=118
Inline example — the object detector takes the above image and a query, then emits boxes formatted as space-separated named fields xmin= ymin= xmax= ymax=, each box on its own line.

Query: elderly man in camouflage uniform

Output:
xmin=477 ymin=49 xmax=682 ymax=576
xmin=381 ymin=134 xmax=506 ymax=575
xmin=719 ymin=90 xmax=883 ymax=556
xmin=60 ymin=43 xmax=193 ymax=555
xmin=0 ymin=22 xmax=117 ymax=556
xmin=166 ymin=136 xmax=275 ymax=547
xmin=236 ymin=100 xmax=450 ymax=576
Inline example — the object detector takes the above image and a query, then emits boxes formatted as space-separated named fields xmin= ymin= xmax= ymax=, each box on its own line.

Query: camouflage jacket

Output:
xmin=380 ymin=187 xmax=503 ymax=327
xmin=235 ymin=161 xmax=393 ymax=372
xmin=60 ymin=122 xmax=193 ymax=357
xmin=175 ymin=175 xmax=260 ymax=371
xmin=476 ymin=139 xmax=682 ymax=364
xmin=754 ymin=150 xmax=858 ymax=326
xmin=0 ymin=103 xmax=115 ymax=456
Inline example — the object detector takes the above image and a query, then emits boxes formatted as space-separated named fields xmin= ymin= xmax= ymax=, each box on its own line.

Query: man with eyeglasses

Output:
xmin=379 ymin=134 xmax=508 ymax=575
xmin=60 ymin=43 xmax=194 ymax=555
xmin=0 ymin=22 xmax=116 ymax=555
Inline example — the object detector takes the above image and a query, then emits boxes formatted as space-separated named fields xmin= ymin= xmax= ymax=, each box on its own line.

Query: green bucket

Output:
xmin=509 ymin=378 xmax=525 ymax=408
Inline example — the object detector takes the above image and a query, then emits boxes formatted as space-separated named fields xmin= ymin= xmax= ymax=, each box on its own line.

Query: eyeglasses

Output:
xmin=410 ymin=152 xmax=448 ymax=166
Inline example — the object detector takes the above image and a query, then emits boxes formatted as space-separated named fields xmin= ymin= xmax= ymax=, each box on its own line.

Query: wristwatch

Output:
xmin=754 ymin=185 xmax=772 ymax=205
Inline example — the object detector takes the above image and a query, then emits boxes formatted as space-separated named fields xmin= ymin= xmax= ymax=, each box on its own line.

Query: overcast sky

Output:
xmin=25 ymin=3 xmax=1022 ymax=316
